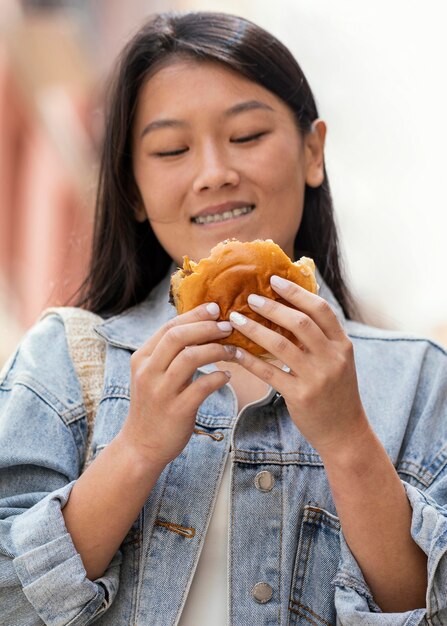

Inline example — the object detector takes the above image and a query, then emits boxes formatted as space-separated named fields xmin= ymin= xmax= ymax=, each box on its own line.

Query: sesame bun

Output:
xmin=169 ymin=239 xmax=318 ymax=358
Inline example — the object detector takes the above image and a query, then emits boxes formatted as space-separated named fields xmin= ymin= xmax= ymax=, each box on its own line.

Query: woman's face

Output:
xmin=132 ymin=59 xmax=325 ymax=265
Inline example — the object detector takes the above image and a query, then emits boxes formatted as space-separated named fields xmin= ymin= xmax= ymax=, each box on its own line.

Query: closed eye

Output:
xmin=154 ymin=148 xmax=189 ymax=157
xmin=231 ymin=132 xmax=268 ymax=144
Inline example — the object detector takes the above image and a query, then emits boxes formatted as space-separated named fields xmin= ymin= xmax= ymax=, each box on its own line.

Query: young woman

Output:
xmin=1 ymin=12 xmax=446 ymax=626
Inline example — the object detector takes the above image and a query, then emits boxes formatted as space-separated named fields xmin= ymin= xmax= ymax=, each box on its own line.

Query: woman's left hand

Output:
xmin=228 ymin=275 xmax=370 ymax=456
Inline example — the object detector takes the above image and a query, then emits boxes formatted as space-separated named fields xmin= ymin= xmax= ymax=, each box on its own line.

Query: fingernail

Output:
xmin=217 ymin=321 xmax=232 ymax=332
xmin=223 ymin=344 xmax=236 ymax=355
xmin=270 ymin=275 xmax=289 ymax=290
xmin=229 ymin=311 xmax=247 ymax=326
xmin=247 ymin=294 xmax=265 ymax=308
xmin=235 ymin=349 xmax=243 ymax=360
xmin=206 ymin=302 xmax=220 ymax=315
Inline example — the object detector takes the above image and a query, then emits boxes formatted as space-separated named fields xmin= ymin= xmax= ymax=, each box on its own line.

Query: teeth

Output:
xmin=192 ymin=205 xmax=254 ymax=224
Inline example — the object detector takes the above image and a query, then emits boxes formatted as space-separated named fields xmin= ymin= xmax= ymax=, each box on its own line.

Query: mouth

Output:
xmin=191 ymin=205 xmax=255 ymax=225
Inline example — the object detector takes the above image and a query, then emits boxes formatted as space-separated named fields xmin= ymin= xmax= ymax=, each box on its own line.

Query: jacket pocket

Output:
xmin=288 ymin=505 xmax=340 ymax=626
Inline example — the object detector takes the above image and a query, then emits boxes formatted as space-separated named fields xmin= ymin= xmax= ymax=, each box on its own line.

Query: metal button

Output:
xmin=252 ymin=582 xmax=273 ymax=603
xmin=254 ymin=470 xmax=275 ymax=492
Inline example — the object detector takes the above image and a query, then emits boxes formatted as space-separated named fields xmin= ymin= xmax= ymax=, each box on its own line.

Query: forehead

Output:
xmin=134 ymin=58 xmax=288 ymax=121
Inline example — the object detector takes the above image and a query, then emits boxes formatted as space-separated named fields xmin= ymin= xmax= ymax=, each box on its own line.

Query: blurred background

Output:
xmin=1 ymin=0 xmax=446 ymax=367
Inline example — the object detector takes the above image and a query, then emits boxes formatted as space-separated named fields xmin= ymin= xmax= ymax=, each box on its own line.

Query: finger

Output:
xmin=181 ymin=370 xmax=232 ymax=408
xmin=229 ymin=311 xmax=304 ymax=371
xmin=147 ymin=320 xmax=233 ymax=371
xmin=247 ymin=294 xmax=326 ymax=353
xmin=230 ymin=345 xmax=290 ymax=392
xmin=270 ymin=275 xmax=345 ymax=341
xmin=167 ymin=343 xmax=236 ymax=390
xmin=139 ymin=302 xmax=222 ymax=356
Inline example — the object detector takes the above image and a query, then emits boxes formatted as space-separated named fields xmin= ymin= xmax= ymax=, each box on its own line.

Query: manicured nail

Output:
xmin=229 ymin=312 xmax=247 ymax=326
xmin=235 ymin=349 xmax=244 ymax=360
xmin=270 ymin=275 xmax=289 ymax=290
xmin=247 ymin=294 xmax=265 ymax=308
xmin=224 ymin=345 xmax=236 ymax=355
xmin=217 ymin=321 xmax=232 ymax=332
xmin=206 ymin=302 xmax=220 ymax=315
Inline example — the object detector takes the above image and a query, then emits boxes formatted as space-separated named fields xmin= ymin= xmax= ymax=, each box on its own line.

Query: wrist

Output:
xmin=113 ymin=427 xmax=168 ymax=476
xmin=317 ymin=412 xmax=379 ymax=469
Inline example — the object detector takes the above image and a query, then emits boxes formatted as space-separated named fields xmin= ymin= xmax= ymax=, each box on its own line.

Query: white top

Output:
xmin=178 ymin=455 xmax=231 ymax=625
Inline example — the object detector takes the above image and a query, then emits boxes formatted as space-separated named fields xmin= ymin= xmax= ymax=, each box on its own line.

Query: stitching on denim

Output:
xmin=297 ymin=508 xmax=318 ymax=606
xmin=289 ymin=601 xmax=334 ymax=626
xmin=134 ymin=461 xmax=174 ymax=620
xmin=154 ymin=520 xmax=196 ymax=538
xmin=348 ymin=334 xmax=447 ymax=356
xmin=233 ymin=453 xmax=324 ymax=467
xmin=398 ymin=469 xmax=430 ymax=489
xmin=12 ymin=378 xmax=86 ymax=421
xmin=275 ymin=409 xmax=283 ymax=626
xmin=288 ymin=606 xmax=319 ymax=626
xmin=399 ymin=459 xmax=432 ymax=478
xmin=333 ymin=572 xmax=373 ymax=600
xmin=229 ymin=453 xmax=235 ymax=626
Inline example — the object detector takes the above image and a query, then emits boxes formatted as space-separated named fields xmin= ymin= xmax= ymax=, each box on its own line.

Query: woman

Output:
xmin=1 ymin=12 xmax=446 ymax=626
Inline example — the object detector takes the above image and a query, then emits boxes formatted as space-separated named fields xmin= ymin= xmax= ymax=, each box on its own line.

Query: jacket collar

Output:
xmin=95 ymin=262 xmax=346 ymax=351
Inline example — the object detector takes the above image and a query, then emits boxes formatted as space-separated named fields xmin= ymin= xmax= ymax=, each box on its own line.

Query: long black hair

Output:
xmin=72 ymin=11 xmax=358 ymax=319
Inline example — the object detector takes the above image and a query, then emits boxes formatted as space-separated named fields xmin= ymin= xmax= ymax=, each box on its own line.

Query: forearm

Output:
xmin=321 ymin=423 xmax=427 ymax=612
xmin=62 ymin=430 xmax=165 ymax=581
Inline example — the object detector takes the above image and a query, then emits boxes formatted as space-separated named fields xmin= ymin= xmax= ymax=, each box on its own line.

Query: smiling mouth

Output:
xmin=191 ymin=205 xmax=255 ymax=224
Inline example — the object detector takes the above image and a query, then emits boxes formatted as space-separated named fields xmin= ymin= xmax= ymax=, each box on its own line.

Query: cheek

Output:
xmin=248 ymin=140 xmax=304 ymax=196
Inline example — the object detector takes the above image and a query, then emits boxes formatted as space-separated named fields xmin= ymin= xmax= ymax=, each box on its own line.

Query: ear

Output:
xmin=134 ymin=202 xmax=148 ymax=223
xmin=304 ymin=119 xmax=327 ymax=188
xmin=130 ymin=183 xmax=148 ymax=222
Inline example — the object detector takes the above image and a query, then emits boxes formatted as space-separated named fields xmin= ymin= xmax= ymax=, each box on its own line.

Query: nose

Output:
xmin=192 ymin=144 xmax=240 ymax=193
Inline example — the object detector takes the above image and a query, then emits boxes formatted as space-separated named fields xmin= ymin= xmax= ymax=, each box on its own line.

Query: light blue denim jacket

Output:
xmin=1 ymin=268 xmax=447 ymax=626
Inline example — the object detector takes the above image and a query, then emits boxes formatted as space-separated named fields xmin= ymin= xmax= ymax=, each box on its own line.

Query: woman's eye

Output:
xmin=231 ymin=132 xmax=267 ymax=144
xmin=154 ymin=148 xmax=188 ymax=157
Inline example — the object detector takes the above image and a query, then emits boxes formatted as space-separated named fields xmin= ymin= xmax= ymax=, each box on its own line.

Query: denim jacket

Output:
xmin=1 ymin=268 xmax=447 ymax=626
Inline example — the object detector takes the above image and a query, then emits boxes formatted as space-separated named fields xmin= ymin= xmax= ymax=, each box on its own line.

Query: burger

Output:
xmin=169 ymin=238 xmax=318 ymax=358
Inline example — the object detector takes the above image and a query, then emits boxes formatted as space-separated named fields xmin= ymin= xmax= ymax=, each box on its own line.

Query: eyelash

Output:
xmin=154 ymin=132 xmax=268 ymax=157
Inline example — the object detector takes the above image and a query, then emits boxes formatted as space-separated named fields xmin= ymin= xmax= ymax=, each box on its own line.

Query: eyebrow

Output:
xmin=139 ymin=100 xmax=275 ymax=139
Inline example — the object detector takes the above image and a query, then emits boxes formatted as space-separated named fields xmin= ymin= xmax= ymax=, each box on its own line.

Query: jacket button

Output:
xmin=252 ymin=582 xmax=273 ymax=603
xmin=254 ymin=470 xmax=275 ymax=492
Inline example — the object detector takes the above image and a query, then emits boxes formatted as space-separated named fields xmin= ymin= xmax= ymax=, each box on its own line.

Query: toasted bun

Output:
xmin=169 ymin=239 xmax=318 ymax=358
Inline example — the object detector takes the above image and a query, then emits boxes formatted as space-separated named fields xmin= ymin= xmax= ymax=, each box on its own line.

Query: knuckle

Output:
xmin=316 ymin=298 xmax=332 ymax=315
xmin=261 ymin=365 xmax=275 ymax=382
xmin=273 ymin=335 xmax=290 ymax=354
xmin=164 ymin=318 xmax=177 ymax=332
xmin=165 ymin=326 xmax=182 ymax=343
xmin=192 ymin=306 xmax=206 ymax=322
xmin=295 ymin=313 xmax=311 ymax=330
xmin=130 ymin=351 xmax=140 ymax=369
xmin=342 ymin=337 xmax=354 ymax=355
xmin=181 ymin=346 xmax=198 ymax=363
xmin=198 ymin=373 xmax=219 ymax=393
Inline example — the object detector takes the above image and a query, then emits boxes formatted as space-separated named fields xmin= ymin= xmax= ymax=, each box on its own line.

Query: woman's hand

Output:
xmin=120 ymin=303 xmax=235 ymax=468
xmin=228 ymin=275 xmax=370 ymax=456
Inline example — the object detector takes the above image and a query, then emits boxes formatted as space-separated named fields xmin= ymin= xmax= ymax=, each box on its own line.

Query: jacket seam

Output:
xmin=348 ymin=333 xmax=447 ymax=356
xmin=5 ymin=378 xmax=86 ymax=424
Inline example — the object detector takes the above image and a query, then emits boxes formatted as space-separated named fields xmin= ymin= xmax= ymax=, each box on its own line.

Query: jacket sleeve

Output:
xmin=333 ymin=341 xmax=447 ymax=625
xmin=0 ymin=315 xmax=121 ymax=626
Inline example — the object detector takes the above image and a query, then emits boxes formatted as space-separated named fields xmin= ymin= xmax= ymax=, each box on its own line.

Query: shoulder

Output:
xmin=346 ymin=320 xmax=447 ymax=418
xmin=0 ymin=310 xmax=85 ymax=422
xmin=346 ymin=319 xmax=447 ymax=363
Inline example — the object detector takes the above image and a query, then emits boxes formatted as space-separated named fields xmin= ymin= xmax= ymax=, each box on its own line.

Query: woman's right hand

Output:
xmin=119 ymin=303 xmax=234 ymax=469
